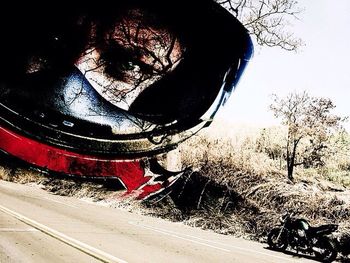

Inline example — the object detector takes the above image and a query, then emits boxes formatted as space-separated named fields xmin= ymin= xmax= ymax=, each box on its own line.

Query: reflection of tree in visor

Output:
xmin=0 ymin=0 xmax=253 ymax=199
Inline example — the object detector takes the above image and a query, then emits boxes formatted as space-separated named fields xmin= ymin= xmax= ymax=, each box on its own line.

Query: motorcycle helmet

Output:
xmin=0 ymin=0 xmax=253 ymax=198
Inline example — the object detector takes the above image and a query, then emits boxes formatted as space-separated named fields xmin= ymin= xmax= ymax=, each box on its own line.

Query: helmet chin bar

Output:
xmin=0 ymin=126 xmax=189 ymax=200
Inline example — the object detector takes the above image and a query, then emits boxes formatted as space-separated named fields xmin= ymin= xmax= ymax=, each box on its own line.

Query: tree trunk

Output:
xmin=286 ymin=143 xmax=294 ymax=181
xmin=287 ymin=162 xmax=294 ymax=181
xmin=287 ymin=140 xmax=298 ymax=182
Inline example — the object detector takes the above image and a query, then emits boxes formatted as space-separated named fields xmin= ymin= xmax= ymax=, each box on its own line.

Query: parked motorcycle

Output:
xmin=268 ymin=212 xmax=338 ymax=262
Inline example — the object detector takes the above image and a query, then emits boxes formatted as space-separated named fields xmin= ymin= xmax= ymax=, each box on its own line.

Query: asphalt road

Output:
xmin=0 ymin=180 xmax=317 ymax=263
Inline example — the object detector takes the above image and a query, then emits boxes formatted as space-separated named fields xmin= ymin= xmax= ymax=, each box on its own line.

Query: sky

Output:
xmin=217 ymin=0 xmax=350 ymax=131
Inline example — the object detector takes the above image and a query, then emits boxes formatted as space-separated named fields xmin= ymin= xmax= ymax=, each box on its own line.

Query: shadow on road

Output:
xmin=264 ymin=246 xmax=320 ymax=262
xmin=264 ymin=246 xmax=350 ymax=262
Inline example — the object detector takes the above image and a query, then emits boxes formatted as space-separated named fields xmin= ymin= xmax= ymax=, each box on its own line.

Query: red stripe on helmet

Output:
xmin=0 ymin=126 xmax=152 ymax=194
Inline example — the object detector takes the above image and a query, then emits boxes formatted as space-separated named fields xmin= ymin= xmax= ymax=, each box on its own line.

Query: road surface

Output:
xmin=0 ymin=180 xmax=317 ymax=263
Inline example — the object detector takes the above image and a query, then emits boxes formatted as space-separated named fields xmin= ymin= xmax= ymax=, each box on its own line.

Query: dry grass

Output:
xmin=172 ymin=124 xmax=350 ymax=243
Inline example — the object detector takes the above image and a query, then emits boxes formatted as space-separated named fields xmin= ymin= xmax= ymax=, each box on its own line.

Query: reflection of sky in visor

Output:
xmin=75 ymin=9 xmax=184 ymax=111
xmin=58 ymin=71 xmax=160 ymax=135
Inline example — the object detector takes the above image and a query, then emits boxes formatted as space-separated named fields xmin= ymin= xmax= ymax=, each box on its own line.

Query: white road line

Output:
xmin=0 ymin=228 xmax=39 ymax=232
xmin=0 ymin=204 xmax=128 ymax=263
xmin=128 ymin=221 xmax=230 ymax=253
xmin=185 ymin=234 xmax=296 ymax=261
xmin=129 ymin=222 xmax=297 ymax=262
xmin=43 ymin=196 xmax=78 ymax=208
xmin=0 ymin=183 xmax=77 ymax=208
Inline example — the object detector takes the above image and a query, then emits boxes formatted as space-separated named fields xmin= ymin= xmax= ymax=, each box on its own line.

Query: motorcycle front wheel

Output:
xmin=268 ymin=228 xmax=288 ymax=251
xmin=313 ymin=237 xmax=337 ymax=262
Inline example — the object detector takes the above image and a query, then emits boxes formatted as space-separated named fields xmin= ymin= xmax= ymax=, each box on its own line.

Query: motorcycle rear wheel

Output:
xmin=268 ymin=228 xmax=288 ymax=251
xmin=313 ymin=238 xmax=337 ymax=262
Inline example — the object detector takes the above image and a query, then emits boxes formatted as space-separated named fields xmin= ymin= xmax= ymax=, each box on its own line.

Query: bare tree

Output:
xmin=217 ymin=0 xmax=303 ymax=51
xmin=270 ymin=91 xmax=346 ymax=181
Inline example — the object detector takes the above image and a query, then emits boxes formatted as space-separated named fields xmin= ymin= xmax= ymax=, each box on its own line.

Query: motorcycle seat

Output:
xmin=308 ymin=224 xmax=338 ymax=236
